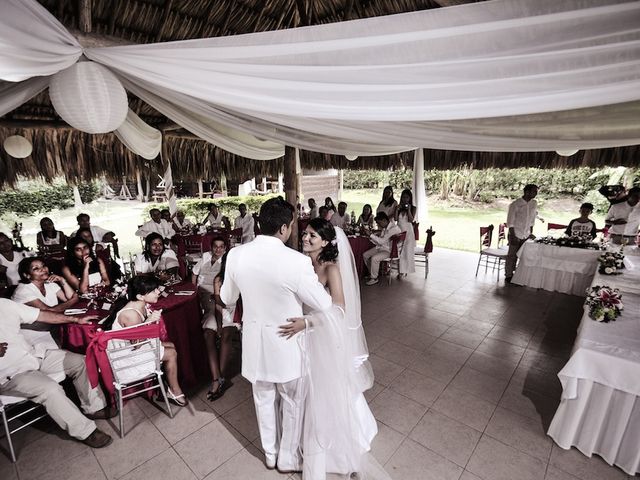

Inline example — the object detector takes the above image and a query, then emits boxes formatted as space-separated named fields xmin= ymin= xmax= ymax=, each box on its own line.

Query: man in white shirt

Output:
xmin=202 ymin=204 xmax=230 ymax=230
xmin=363 ymin=212 xmax=402 ymax=285
xmin=307 ymin=198 xmax=319 ymax=219
xmin=330 ymin=201 xmax=351 ymax=229
xmin=72 ymin=213 xmax=119 ymax=256
xmin=234 ymin=204 xmax=255 ymax=244
xmin=0 ymin=299 xmax=114 ymax=448
xmin=135 ymin=208 xmax=175 ymax=240
xmin=172 ymin=210 xmax=193 ymax=234
xmin=192 ymin=237 xmax=226 ymax=331
xmin=505 ymin=184 xmax=538 ymax=282
xmin=605 ymin=187 xmax=640 ymax=244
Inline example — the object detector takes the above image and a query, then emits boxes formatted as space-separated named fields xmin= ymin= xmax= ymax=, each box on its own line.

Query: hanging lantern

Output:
xmin=555 ymin=149 xmax=579 ymax=157
xmin=345 ymin=154 xmax=358 ymax=161
xmin=49 ymin=62 xmax=128 ymax=134
xmin=3 ymin=135 xmax=32 ymax=158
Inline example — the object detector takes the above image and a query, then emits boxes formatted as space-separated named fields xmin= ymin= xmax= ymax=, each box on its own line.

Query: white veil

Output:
xmin=300 ymin=227 xmax=391 ymax=480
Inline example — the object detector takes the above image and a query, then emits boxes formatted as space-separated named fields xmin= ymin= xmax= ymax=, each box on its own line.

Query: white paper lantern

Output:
xmin=345 ymin=154 xmax=358 ymax=161
xmin=3 ymin=135 xmax=32 ymax=158
xmin=49 ymin=62 xmax=128 ymax=134
xmin=555 ymin=149 xmax=579 ymax=157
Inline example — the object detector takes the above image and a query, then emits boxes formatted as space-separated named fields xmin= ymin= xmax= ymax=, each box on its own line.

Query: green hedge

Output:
xmin=144 ymin=195 xmax=278 ymax=222
xmin=0 ymin=181 xmax=99 ymax=216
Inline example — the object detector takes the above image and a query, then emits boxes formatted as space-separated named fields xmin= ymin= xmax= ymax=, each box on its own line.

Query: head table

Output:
xmin=547 ymin=249 xmax=640 ymax=475
xmin=511 ymin=240 xmax=603 ymax=296
xmin=60 ymin=281 xmax=210 ymax=391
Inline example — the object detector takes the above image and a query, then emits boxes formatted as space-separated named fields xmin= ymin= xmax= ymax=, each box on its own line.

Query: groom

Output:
xmin=221 ymin=197 xmax=332 ymax=472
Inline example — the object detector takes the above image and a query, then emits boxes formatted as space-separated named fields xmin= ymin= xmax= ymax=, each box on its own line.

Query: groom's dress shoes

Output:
xmin=265 ymin=453 xmax=277 ymax=469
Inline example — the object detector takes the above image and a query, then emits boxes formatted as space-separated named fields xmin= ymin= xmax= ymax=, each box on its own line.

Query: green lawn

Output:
xmin=341 ymin=189 xmax=606 ymax=252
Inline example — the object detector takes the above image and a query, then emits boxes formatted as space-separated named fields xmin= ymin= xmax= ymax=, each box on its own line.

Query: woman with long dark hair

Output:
xmin=357 ymin=204 xmax=374 ymax=228
xmin=13 ymin=256 xmax=78 ymax=312
xmin=395 ymin=188 xmax=417 ymax=277
xmin=376 ymin=186 xmax=398 ymax=220
xmin=62 ymin=237 xmax=110 ymax=293
xmin=104 ymin=276 xmax=186 ymax=406
xmin=133 ymin=232 xmax=179 ymax=281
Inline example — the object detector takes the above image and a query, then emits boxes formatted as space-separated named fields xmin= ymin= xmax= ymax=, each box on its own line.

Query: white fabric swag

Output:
xmin=1 ymin=0 xmax=640 ymax=159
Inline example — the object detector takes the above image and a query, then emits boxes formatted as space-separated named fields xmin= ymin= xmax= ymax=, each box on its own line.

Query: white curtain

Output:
xmin=1 ymin=0 xmax=640 ymax=158
xmin=412 ymin=149 xmax=428 ymax=235
xmin=114 ymin=109 xmax=162 ymax=160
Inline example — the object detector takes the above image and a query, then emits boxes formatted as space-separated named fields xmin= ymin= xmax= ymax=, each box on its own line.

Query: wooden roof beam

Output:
xmin=432 ymin=0 xmax=474 ymax=6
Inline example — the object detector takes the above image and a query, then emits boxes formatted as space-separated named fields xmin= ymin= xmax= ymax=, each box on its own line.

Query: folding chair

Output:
xmin=475 ymin=225 xmax=507 ymax=279
xmin=89 ymin=322 xmax=173 ymax=438
xmin=381 ymin=232 xmax=407 ymax=285
xmin=1 ymin=331 xmax=65 ymax=462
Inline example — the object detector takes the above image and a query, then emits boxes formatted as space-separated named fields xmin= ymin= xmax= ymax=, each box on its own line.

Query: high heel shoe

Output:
xmin=207 ymin=378 xmax=227 ymax=401
xmin=167 ymin=387 xmax=188 ymax=407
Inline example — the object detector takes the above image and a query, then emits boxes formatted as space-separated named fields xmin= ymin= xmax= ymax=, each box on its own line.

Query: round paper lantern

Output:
xmin=555 ymin=149 xmax=579 ymax=157
xmin=49 ymin=62 xmax=128 ymax=134
xmin=345 ymin=154 xmax=358 ymax=161
xmin=3 ymin=135 xmax=32 ymax=158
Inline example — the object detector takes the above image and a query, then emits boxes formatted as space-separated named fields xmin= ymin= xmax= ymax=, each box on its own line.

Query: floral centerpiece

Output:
xmin=535 ymin=235 xmax=601 ymax=250
xmin=598 ymin=248 xmax=625 ymax=275
xmin=585 ymin=285 xmax=624 ymax=322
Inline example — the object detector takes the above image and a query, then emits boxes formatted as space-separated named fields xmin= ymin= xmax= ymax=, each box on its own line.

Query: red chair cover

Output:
xmin=547 ymin=222 xmax=568 ymax=231
xmin=480 ymin=225 xmax=494 ymax=249
xmin=85 ymin=320 xmax=167 ymax=396
xmin=389 ymin=232 xmax=407 ymax=259
xmin=413 ymin=222 xmax=419 ymax=241
xmin=424 ymin=228 xmax=435 ymax=253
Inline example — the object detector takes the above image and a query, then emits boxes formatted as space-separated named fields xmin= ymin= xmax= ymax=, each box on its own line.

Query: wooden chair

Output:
xmin=475 ymin=225 xmax=507 ymax=278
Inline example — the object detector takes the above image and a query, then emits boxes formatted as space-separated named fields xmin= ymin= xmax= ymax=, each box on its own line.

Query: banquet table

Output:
xmin=547 ymin=250 xmax=640 ymax=475
xmin=512 ymin=241 xmax=602 ymax=295
xmin=60 ymin=282 xmax=210 ymax=390
xmin=348 ymin=236 xmax=374 ymax=277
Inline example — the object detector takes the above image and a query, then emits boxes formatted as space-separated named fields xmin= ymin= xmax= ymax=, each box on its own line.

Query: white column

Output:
xmin=412 ymin=149 xmax=429 ymax=239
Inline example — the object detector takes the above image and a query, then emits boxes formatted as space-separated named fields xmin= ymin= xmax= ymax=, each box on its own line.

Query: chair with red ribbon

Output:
xmin=380 ymin=231 xmax=407 ymax=285
xmin=475 ymin=225 xmax=507 ymax=279
xmin=414 ymin=226 xmax=436 ymax=278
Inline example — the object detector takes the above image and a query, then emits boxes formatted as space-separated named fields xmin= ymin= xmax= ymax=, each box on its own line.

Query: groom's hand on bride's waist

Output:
xmin=279 ymin=317 xmax=306 ymax=340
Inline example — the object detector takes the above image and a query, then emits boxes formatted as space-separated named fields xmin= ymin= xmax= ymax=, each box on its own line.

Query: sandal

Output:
xmin=207 ymin=378 xmax=227 ymax=401
xmin=167 ymin=387 xmax=188 ymax=407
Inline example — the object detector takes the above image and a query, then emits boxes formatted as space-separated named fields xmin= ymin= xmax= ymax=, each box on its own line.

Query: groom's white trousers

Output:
xmin=253 ymin=378 xmax=304 ymax=470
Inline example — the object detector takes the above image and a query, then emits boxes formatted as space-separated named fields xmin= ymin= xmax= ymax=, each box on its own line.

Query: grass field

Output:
xmin=1 ymin=189 xmax=606 ymax=257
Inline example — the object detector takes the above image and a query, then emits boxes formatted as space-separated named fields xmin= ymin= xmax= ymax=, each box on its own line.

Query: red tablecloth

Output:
xmin=60 ymin=282 xmax=209 ymax=390
xmin=348 ymin=236 xmax=374 ymax=277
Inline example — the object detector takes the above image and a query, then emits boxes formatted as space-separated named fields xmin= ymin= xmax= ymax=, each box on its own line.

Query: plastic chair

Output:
xmin=475 ymin=225 xmax=507 ymax=278
xmin=381 ymin=232 xmax=407 ymax=285
xmin=86 ymin=322 xmax=173 ymax=438
xmin=1 ymin=331 xmax=65 ymax=462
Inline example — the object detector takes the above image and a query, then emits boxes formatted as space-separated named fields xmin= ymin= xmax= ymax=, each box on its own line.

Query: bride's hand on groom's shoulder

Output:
xmin=278 ymin=317 xmax=306 ymax=340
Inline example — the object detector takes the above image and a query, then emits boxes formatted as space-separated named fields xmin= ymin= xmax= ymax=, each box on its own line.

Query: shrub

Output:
xmin=0 ymin=179 xmax=99 ymax=216
xmin=144 ymin=195 xmax=278 ymax=222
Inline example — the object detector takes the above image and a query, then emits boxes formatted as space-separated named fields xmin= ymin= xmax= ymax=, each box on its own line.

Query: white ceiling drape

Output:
xmin=1 ymin=0 xmax=639 ymax=159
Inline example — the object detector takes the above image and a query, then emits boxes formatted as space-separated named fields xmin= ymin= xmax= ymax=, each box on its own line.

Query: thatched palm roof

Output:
xmin=1 ymin=0 xmax=638 ymax=188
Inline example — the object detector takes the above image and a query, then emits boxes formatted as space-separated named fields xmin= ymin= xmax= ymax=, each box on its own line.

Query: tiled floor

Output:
xmin=1 ymin=248 xmax=636 ymax=479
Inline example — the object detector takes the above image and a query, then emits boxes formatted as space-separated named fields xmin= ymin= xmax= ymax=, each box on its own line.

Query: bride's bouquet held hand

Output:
xmin=279 ymin=317 xmax=306 ymax=340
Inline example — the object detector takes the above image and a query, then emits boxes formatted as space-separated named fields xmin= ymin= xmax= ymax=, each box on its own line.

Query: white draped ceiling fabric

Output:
xmin=1 ymin=0 xmax=640 ymax=164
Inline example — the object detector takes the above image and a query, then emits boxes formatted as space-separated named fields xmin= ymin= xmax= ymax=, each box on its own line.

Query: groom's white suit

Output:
xmin=221 ymin=235 xmax=332 ymax=470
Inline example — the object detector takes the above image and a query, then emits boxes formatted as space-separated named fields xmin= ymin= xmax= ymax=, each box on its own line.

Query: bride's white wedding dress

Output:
xmin=300 ymin=228 xmax=390 ymax=480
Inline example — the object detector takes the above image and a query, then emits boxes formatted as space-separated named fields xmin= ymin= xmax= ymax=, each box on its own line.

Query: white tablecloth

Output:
xmin=547 ymin=251 xmax=640 ymax=475
xmin=512 ymin=241 xmax=602 ymax=295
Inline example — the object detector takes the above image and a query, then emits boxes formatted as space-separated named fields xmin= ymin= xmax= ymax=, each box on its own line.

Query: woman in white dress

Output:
xmin=13 ymin=257 xmax=78 ymax=312
xmin=376 ymin=186 xmax=398 ymax=220
xmin=62 ymin=238 xmax=110 ymax=294
xmin=104 ymin=276 xmax=187 ymax=406
xmin=134 ymin=232 xmax=180 ymax=281
xmin=357 ymin=204 xmax=375 ymax=228
xmin=280 ymin=218 xmax=384 ymax=480
xmin=395 ymin=189 xmax=417 ymax=277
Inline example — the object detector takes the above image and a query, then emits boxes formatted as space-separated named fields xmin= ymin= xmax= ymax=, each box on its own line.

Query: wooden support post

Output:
xmin=284 ymin=146 xmax=299 ymax=249
xmin=79 ymin=0 xmax=92 ymax=33
xmin=339 ymin=169 xmax=344 ymax=200
xmin=136 ymin=169 xmax=144 ymax=201
xmin=198 ymin=179 xmax=204 ymax=198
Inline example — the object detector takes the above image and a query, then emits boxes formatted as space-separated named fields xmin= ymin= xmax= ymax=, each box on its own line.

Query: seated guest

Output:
xmin=71 ymin=213 xmax=118 ymax=249
xmin=13 ymin=257 xmax=78 ymax=312
xmin=75 ymin=227 xmax=97 ymax=251
xmin=324 ymin=197 xmax=337 ymax=219
xmin=37 ymin=217 xmax=67 ymax=253
xmin=160 ymin=209 xmax=172 ymax=223
xmin=357 ymin=204 xmax=374 ymax=228
xmin=0 ymin=298 xmax=114 ymax=448
xmin=566 ymin=203 xmax=597 ymax=239
xmin=0 ymin=232 xmax=27 ymax=287
xmin=363 ymin=212 xmax=402 ymax=286
xmin=201 ymin=203 xmax=230 ymax=230
xmin=172 ymin=210 xmax=193 ymax=234
xmin=234 ymin=203 xmax=255 ymax=244
xmin=605 ymin=187 xmax=640 ymax=244
xmin=191 ymin=237 xmax=226 ymax=399
xmin=134 ymin=233 xmax=180 ymax=281
xmin=308 ymin=198 xmax=319 ymax=219
xmin=62 ymin=238 xmax=110 ymax=294
xmin=103 ymin=276 xmax=186 ymax=406
xmin=330 ymin=201 xmax=351 ymax=228
xmin=318 ymin=206 xmax=330 ymax=221
xmin=135 ymin=208 xmax=175 ymax=240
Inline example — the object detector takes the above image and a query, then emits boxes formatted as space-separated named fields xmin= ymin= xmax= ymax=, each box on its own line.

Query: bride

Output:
xmin=279 ymin=218 xmax=387 ymax=479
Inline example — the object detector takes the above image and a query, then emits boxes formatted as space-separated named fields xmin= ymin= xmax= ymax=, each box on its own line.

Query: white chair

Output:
xmin=105 ymin=323 xmax=173 ymax=438
xmin=1 ymin=331 xmax=64 ymax=462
